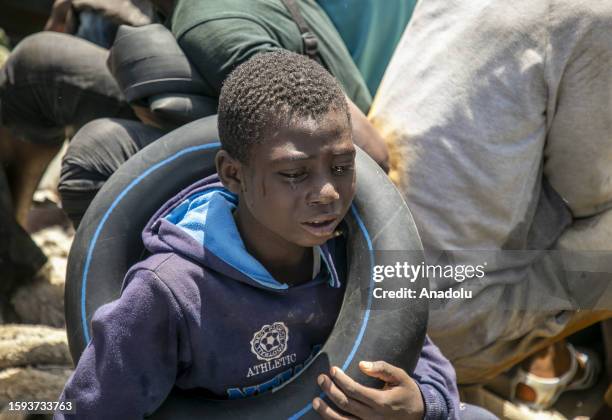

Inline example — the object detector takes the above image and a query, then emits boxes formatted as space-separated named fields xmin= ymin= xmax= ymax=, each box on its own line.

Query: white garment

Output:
xmin=370 ymin=0 xmax=612 ymax=383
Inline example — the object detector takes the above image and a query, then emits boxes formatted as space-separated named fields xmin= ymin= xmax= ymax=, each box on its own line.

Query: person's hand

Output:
xmin=45 ymin=0 xmax=74 ymax=33
xmin=131 ymin=104 xmax=165 ymax=129
xmin=313 ymin=361 xmax=425 ymax=420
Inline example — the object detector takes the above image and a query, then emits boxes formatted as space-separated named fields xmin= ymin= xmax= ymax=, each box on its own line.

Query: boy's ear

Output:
xmin=215 ymin=150 xmax=243 ymax=194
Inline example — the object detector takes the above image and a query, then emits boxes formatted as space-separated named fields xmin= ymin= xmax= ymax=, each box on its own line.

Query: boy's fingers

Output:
xmin=317 ymin=374 xmax=372 ymax=418
xmin=328 ymin=367 xmax=381 ymax=406
xmin=312 ymin=397 xmax=357 ymax=420
xmin=359 ymin=361 xmax=407 ymax=385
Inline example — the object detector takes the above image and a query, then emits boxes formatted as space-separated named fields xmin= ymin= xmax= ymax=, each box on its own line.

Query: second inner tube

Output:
xmin=65 ymin=115 xmax=428 ymax=419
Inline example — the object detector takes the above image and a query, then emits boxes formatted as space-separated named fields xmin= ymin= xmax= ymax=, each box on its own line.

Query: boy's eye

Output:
xmin=278 ymin=171 xmax=307 ymax=181
xmin=332 ymin=164 xmax=354 ymax=175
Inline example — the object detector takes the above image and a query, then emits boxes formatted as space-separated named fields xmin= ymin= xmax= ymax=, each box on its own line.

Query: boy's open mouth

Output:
xmin=301 ymin=216 xmax=338 ymax=237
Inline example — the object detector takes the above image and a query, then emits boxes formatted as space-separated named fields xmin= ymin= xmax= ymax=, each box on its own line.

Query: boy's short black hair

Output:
xmin=218 ymin=50 xmax=351 ymax=163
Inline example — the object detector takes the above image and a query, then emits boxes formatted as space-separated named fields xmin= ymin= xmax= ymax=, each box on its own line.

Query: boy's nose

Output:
xmin=308 ymin=181 xmax=340 ymax=206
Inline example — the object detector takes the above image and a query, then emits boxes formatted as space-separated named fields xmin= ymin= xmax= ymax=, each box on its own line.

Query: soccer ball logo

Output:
xmin=250 ymin=322 xmax=289 ymax=361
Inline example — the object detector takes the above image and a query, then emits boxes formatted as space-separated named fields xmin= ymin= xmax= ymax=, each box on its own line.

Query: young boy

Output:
xmin=56 ymin=51 xmax=460 ymax=419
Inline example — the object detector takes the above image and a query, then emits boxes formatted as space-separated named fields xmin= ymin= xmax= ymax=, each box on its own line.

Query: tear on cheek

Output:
xmin=288 ymin=178 xmax=298 ymax=191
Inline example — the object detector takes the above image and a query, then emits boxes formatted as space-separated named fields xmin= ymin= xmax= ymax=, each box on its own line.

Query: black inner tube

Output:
xmin=65 ymin=115 xmax=428 ymax=419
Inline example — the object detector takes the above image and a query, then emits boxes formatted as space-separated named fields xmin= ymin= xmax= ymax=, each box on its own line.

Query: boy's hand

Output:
xmin=313 ymin=361 xmax=424 ymax=420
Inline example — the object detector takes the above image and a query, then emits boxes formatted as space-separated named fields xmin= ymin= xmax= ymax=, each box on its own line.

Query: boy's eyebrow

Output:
xmin=271 ymin=148 xmax=356 ymax=163
xmin=271 ymin=152 xmax=312 ymax=163
xmin=332 ymin=148 xmax=357 ymax=157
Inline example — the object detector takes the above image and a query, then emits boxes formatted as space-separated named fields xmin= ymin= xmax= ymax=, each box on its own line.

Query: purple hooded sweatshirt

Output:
xmin=56 ymin=175 xmax=460 ymax=419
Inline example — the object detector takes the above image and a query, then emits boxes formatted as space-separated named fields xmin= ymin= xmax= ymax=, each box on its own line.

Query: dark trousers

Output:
xmin=0 ymin=32 xmax=135 ymax=146
xmin=60 ymin=118 xmax=164 ymax=226
xmin=0 ymin=32 xmax=151 ymax=281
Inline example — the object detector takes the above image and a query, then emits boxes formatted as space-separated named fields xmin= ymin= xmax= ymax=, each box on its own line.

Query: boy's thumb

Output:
xmin=359 ymin=361 xmax=404 ymax=384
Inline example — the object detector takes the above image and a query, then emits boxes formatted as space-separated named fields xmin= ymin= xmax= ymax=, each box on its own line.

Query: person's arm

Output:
xmin=313 ymin=336 xmax=460 ymax=420
xmin=411 ymin=336 xmax=461 ymax=420
xmin=55 ymin=269 xmax=187 ymax=419
xmin=346 ymin=97 xmax=389 ymax=172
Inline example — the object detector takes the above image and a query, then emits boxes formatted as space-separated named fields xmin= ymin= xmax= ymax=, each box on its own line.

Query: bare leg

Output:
xmin=1 ymin=127 xmax=61 ymax=228
xmin=0 ymin=127 xmax=48 ymax=294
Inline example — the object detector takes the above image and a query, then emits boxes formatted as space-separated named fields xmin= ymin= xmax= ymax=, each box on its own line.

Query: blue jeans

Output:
xmin=75 ymin=10 xmax=119 ymax=49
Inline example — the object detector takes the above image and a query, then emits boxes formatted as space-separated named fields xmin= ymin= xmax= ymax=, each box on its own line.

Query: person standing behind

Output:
xmin=370 ymin=0 xmax=612 ymax=412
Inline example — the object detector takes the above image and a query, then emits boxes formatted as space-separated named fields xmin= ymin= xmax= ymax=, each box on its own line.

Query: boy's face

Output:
xmin=221 ymin=109 xmax=355 ymax=248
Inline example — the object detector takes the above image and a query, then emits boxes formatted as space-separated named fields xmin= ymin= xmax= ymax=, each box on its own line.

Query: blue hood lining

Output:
xmin=164 ymin=188 xmax=339 ymax=290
